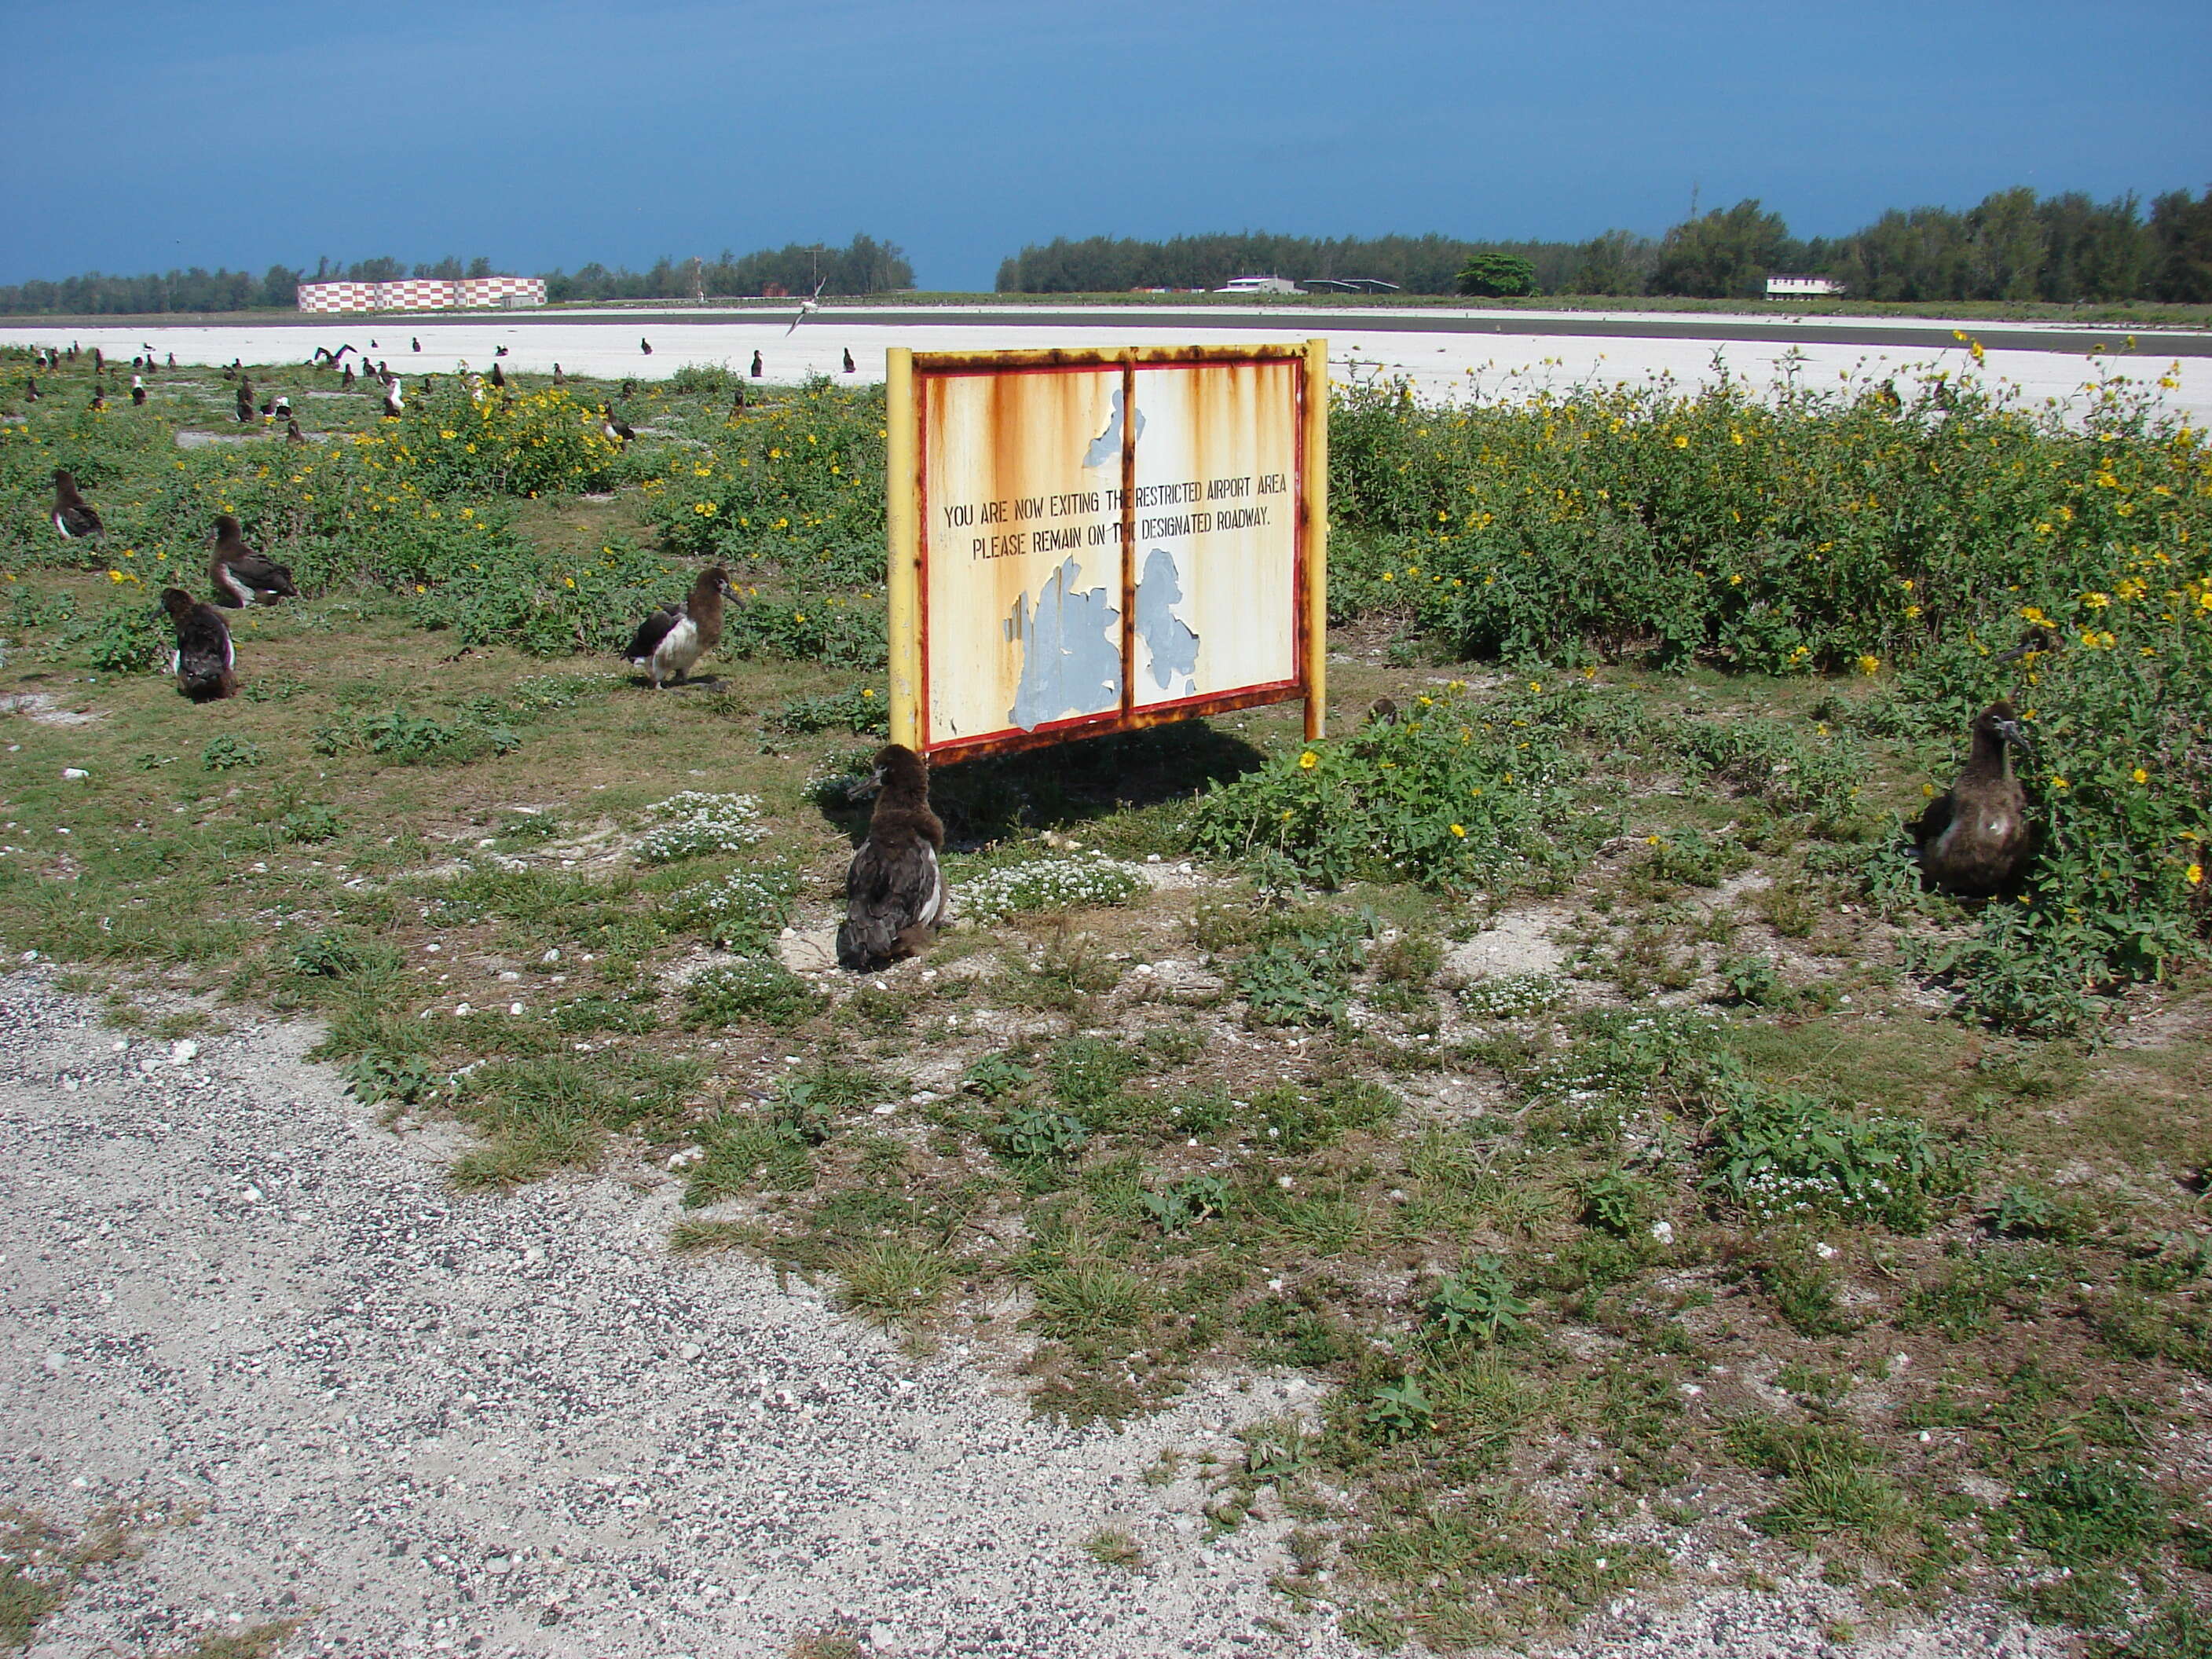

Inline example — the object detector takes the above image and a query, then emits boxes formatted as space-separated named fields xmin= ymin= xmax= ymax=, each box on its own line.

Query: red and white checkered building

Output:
xmin=298 ymin=275 xmax=547 ymax=313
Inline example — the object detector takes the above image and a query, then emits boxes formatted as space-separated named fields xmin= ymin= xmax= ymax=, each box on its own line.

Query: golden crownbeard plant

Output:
xmin=1328 ymin=364 xmax=2212 ymax=1031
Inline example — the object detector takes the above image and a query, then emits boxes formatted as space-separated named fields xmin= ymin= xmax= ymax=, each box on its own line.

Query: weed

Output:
xmin=1425 ymin=1258 xmax=1528 ymax=1343
xmin=1703 ymin=1071 xmax=1956 ymax=1232
xmin=2012 ymin=1459 xmax=2163 ymax=1566
xmin=634 ymin=792 xmax=768 ymax=862
xmin=1726 ymin=1417 xmax=1910 ymax=1545
xmin=832 ymin=1240 xmax=954 ymax=1328
xmin=1029 ymin=1258 xmax=1152 ymax=1340
xmin=761 ymin=683 xmax=889 ymax=739
xmin=342 ymin=1051 xmax=440 ymax=1108
xmin=684 ymin=957 xmax=818 ymax=1027
xmin=1364 ymin=1375 xmax=1436 ymax=1442
xmin=960 ymin=1052 xmax=1034 ymax=1101
xmin=996 ymin=1108 xmax=1089 ymax=1163
xmin=1456 ymin=970 xmax=1565 ymax=1019
xmin=199 ymin=734 xmax=264 ymax=771
xmin=1140 ymin=1174 xmax=1230 ymax=1233
xmin=1251 ymin=1078 xmax=1400 ymax=1153
xmin=1082 ymin=1529 xmax=1147 ymax=1572
xmin=1719 ymin=952 xmax=1784 ymax=1005
xmin=959 ymin=853 xmax=1147 ymax=922
xmin=1230 ymin=908 xmax=1372 ymax=1025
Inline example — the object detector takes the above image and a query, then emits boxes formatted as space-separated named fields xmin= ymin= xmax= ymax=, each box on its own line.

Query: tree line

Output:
xmin=995 ymin=186 xmax=2212 ymax=302
xmin=0 ymin=236 xmax=915 ymax=317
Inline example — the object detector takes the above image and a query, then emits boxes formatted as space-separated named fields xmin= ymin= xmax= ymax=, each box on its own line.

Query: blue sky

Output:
xmin=5 ymin=0 xmax=2207 ymax=291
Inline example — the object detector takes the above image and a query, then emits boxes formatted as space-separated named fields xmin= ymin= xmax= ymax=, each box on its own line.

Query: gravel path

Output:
xmin=0 ymin=971 xmax=2061 ymax=1657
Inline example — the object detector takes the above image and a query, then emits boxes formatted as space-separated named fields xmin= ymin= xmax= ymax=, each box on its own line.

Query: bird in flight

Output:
xmin=786 ymin=276 xmax=827 ymax=335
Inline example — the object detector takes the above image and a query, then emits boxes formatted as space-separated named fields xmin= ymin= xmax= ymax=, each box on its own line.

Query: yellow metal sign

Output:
xmin=885 ymin=342 xmax=1327 ymax=761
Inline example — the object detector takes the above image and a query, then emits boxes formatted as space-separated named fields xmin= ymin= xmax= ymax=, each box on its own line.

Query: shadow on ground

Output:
xmin=815 ymin=720 xmax=1267 ymax=847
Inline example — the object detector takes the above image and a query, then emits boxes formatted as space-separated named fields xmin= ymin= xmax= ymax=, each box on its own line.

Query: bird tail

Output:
xmin=837 ymin=918 xmax=896 ymax=972
xmin=178 ymin=659 xmax=236 ymax=701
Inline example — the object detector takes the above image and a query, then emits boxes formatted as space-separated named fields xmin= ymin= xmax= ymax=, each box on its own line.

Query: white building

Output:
xmin=298 ymin=276 xmax=547 ymax=313
xmin=1215 ymin=276 xmax=1302 ymax=295
xmin=1764 ymin=273 xmax=1845 ymax=299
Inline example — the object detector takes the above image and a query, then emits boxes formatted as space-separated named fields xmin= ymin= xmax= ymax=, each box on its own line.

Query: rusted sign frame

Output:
xmin=885 ymin=339 xmax=1327 ymax=764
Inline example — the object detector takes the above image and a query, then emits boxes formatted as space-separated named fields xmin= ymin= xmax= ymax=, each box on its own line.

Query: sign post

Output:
xmin=885 ymin=341 xmax=1326 ymax=761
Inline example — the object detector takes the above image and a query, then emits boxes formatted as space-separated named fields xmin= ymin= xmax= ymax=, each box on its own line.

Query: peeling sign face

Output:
xmin=911 ymin=345 xmax=1313 ymax=758
xmin=923 ymin=366 xmax=1121 ymax=742
xmin=1130 ymin=359 xmax=1298 ymax=708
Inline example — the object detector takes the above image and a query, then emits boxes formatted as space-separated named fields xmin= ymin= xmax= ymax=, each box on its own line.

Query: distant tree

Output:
xmin=1965 ymin=187 xmax=2045 ymax=302
xmin=1559 ymin=230 xmax=1653 ymax=296
xmin=2149 ymin=186 xmax=2212 ymax=302
xmin=994 ymin=232 xmax=1544 ymax=295
xmin=1649 ymin=200 xmax=1796 ymax=298
xmin=257 ymin=265 xmax=300 ymax=308
xmin=1454 ymin=252 xmax=1536 ymax=298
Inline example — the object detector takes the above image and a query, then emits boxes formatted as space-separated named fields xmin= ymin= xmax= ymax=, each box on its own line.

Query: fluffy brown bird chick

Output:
xmin=1910 ymin=699 xmax=2034 ymax=897
xmin=837 ymin=745 xmax=947 ymax=972
xmin=161 ymin=587 xmax=236 ymax=700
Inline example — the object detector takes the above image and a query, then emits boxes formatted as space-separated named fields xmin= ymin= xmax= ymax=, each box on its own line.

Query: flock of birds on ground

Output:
xmin=24 ymin=331 xmax=2034 ymax=974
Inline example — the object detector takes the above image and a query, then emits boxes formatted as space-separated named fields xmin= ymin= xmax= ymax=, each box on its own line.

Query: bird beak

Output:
xmin=1995 ymin=719 xmax=2034 ymax=754
xmin=846 ymin=767 xmax=886 ymax=802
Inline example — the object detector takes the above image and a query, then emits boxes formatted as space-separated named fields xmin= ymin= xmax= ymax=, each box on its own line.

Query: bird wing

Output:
xmin=175 ymin=610 xmax=232 ymax=682
xmin=624 ymin=606 xmax=680 ymax=661
xmin=1906 ymin=789 xmax=1955 ymax=854
xmin=230 ymin=549 xmax=298 ymax=595
xmin=846 ymin=834 xmax=940 ymax=932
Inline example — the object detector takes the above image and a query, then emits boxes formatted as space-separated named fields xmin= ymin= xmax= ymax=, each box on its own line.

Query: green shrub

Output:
xmin=1328 ymin=367 xmax=2211 ymax=1027
xmin=1191 ymin=682 xmax=1602 ymax=892
xmin=644 ymin=382 xmax=888 ymax=585
xmin=761 ymin=683 xmax=889 ymax=738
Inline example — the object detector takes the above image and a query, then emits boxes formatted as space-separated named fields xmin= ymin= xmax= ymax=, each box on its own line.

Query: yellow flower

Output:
xmin=1449 ymin=823 xmax=1466 ymax=837
xmin=564 ymin=577 xmax=576 ymax=589
xmin=1298 ymin=752 xmax=1319 ymax=770
xmin=861 ymin=688 xmax=875 ymax=698
xmin=1728 ymin=573 xmax=1742 ymax=586
xmin=1922 ymin=783 xmax=1936 ymax=798
xmin=2050 ymin=776 xmax=2069 ymax=789
xmin=2133 ymin=767 xmax=2149 ymax=783
xmin=1904 ymin=604 xmax=1921 ymax=619
xmin=1855 ymin=654 xmax=1880 ymax=676
xmin=1529 ymin=681 xmax=1542 ymax=693
xmin=1672 ymin=434 xmax=1689 ymax=449
xmin=2188 ymin=864 xmax=2203 ymax=886
xmin=1644 ymin=834 xmax=1660 ymax=845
